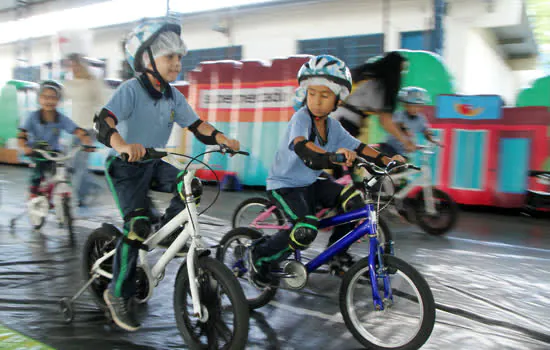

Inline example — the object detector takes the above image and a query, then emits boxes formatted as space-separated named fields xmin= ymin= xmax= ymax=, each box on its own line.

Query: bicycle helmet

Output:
xmin=125 ymin=16 xmax=187 ymax=86
xmin=39 ymin=80 xmax=63 ymax=100
xmin=398 ymin=86 xmax=430 ymax=105
xmin=293 ymin=55 xmax=352 ymax=111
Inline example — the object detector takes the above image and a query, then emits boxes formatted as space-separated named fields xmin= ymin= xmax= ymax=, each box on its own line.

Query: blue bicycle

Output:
xmin=217 ymin=158 xmax=436 ymax=350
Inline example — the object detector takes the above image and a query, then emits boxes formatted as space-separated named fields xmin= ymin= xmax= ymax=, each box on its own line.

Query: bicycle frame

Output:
xmin=90 ymin=149 xmax=215 ymax=320
xmin=284 ymin=201 xmax=391 ymax=310
xmin=249 ymin=172 xmax=353 ymax=231
xmin=379 ymin=145 xmax=437 ymax=214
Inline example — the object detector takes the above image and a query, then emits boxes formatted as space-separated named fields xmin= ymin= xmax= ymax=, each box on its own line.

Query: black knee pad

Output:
xmin=289 ymin=216 xmax=319 ymax=250
xmin=124 ymin=209 xmax=151 ymax=240
xmin=339 ymin=184 xmax=364 ymax=212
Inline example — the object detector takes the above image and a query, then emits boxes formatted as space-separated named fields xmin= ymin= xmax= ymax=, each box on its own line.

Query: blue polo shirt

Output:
xmin=20 ymin=110 xmax=78 ymax=151
xmin=104 ymin=75 xmax=199 ymax=157
xmin=267 ymin=107 xmax=361 ymax=190
xmin=386 ymin=110 xmax=429 ymax=155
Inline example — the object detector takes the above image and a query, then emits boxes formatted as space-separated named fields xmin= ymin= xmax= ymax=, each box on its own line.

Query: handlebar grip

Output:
xmin=146 ymin=148 xmax=168 ymax=159
xmin=120 ymin=148 xmax=167 ymax=162
xmin=409 ymin=165 xmax=421 ymax=171
xmin=330 ymin=153 xmax=346 ymax=163
xmin=237 ymin=151 xmax=250 ymax=156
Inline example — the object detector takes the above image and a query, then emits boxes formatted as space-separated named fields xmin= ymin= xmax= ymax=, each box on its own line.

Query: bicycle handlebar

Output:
xmin=32 ymin=145 xmax=96 ymax=162
xmin=120 ymin=144 xmax=249 ymax=163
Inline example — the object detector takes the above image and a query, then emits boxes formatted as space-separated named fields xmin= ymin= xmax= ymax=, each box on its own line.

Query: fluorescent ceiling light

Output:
xmin=169 ymin=0 xmax=277 ymax=14
xmin=0 ymin=0 xmax=278 ymax=45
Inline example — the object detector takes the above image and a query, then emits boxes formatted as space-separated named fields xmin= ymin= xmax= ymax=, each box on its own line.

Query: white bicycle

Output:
xmin=10 ymin=145 xmax=96 ymax=243
xmin=60 ymin=145 xmax=250 ymax=349
xmin=375 ymin=142 xmax=458 ymax=235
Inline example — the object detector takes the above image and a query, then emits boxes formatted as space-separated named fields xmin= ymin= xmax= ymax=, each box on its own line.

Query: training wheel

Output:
xmin=59 ymin=297 xmax=74 ymax=324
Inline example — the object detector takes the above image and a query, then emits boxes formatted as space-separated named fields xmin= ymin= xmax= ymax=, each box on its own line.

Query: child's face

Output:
xmin=151 ymin=53 xmax=182 ymax=82
xmin=39 ymin=88 xmax=59 ymax=112
xmin=405 ymin=104 xmax=422 ymax=115
xmin=306 ymin=85 xmax=337 ymax=118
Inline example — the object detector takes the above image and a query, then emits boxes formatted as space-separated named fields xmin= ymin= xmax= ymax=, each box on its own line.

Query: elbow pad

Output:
xmin=94 ymin=108 xmax=119 ymax=148
xmin=294 ymin=140 xmax=334 ymax=170
xmin=188 ymin=119 xmax=222 ymax=145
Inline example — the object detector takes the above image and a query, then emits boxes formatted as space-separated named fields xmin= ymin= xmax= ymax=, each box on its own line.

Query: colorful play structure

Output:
xmin=1 ymin=50 xmax=548 ymax=208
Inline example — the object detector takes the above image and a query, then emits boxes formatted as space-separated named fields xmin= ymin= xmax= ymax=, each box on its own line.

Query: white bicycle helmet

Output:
xmin=293 ymin=55 xmax=352 ymax=111
xmin=398 ymin=86 xmax=430 ymax=105
xmin=124 ymin=16 xmax=187 ymax=84
xmin=39 ymin=80 xmax=63 ymax=100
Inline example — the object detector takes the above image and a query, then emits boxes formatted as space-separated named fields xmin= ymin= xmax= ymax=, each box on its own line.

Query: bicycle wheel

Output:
xmin=377 ymin=216 xmax=393 ymax=255
xmin=232 ymin=197 xmax=285 ymax=235
xmin=216 ymin=227 xmax=279 ymax=310
xmin=28 ymin=196 xmax=48 ymax=230
xmin=415 ymin=188 xmax=458 ymax=236
xmin=340 ymin=255 xmax=435 ymax=350
xmin=82 ymin=224 xmax=119 ymax=310
xmin=174 ymin=256 xmax=249 ymax=350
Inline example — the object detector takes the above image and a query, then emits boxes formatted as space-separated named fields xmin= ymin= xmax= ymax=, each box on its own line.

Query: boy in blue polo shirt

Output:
xmin=95 ymin=18 xmax=241 ymax=332
xmin=379 ymin=86 xmax=441 ymax=158
xmin=18 ymin=80 xmax=92 ymax=201
xmin=249 ymin=55 xmax=405 ymax=287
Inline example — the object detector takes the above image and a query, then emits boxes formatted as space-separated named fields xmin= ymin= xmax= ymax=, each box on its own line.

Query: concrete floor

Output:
xmin=0 ymin=165 xmax=549 ymax=350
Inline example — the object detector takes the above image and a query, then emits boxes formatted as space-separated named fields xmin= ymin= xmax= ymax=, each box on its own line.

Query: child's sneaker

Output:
xmin=247 ymin=244 xmax=276 ymax=288
xmin=103 ymin=289 xmax=141 ymax=332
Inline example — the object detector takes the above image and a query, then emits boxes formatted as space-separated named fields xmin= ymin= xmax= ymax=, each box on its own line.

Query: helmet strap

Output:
xmin=145 ymin=47 xmax=169 ymax=90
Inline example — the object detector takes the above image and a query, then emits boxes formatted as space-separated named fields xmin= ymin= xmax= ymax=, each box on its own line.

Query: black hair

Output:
xmin=351 ymin=51 xmax=407 ymax=113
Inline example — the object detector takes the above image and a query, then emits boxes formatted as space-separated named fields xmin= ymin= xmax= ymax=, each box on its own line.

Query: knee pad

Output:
xmin=124 ymin=209 xmax=151 ymax=241
xmin=339 ymin=184 xmax=364 ymax=212
xmin=289 ymin=216 xmax=319 ymax=250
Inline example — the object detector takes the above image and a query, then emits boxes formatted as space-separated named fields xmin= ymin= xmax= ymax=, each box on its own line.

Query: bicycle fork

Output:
xmin=368 ymin=232 xmax=393 ymax=311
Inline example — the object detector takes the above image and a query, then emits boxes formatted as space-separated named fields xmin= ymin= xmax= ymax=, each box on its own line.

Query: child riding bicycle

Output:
xmin=17 ymin=80 xmax=93 ymax=203
xmin=377 ymin=86 xmax=442 ymax=158
xmin=95 ymin=17 xmax=241 ymax=332
xmin=248 ymin=54 xmax=405 ymax=287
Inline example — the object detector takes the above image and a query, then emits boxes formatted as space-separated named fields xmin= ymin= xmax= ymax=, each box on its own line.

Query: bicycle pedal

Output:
xmin=329 ymin=266 xmax=345 ymax=277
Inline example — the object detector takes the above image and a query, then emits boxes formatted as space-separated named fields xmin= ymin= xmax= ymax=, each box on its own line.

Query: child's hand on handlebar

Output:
xmin=224 ymin=139 xmax=241 ymax=155
xmin=23 ymin=146 xmax=33 ymax=156
xmin=217 ymin=134 xmax=240 ymax=156
xmin=335 ymin=148 xmax=357 ymax=167
xmin=389 ymin=154 xmax=407 ymax=164
xmin=118 ymin=143 xmax=146 ymax=162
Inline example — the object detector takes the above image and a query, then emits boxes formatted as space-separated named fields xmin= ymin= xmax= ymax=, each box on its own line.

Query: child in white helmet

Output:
xmin=378 ymin=86 xmax=442 ymax=158
xmin=248 ymin=54 xmax=405 ymax=287
xmin=95 ymin=17 xmax=241 ymax=332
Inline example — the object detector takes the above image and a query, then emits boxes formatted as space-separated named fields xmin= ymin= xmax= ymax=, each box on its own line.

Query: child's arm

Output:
xmin=174 ymin=90 xmax=240 ymax=151
xmin=379 ymin=113 xmax=416 ymax=152
xmin=17 ymin=116 xmax=34 ymax=155
xmin=292 ymin=136 xmax=350 ymax=169
xmin=96 ymin=110 xmax=146 ymax=162
xmin=336 ymin=122 xmax=405 ymax=166
xmin=73 ymin=128 xmax=93 ymax=148
xmin=421 ymin=116 xmax=442 ymax=146
xmin=94 ymin=83 xmax=145 ymax=162
xmin=188 ymin=120 xmax=240 ymax=152
xmin=59 ymin=114 xmax=93 ymax=147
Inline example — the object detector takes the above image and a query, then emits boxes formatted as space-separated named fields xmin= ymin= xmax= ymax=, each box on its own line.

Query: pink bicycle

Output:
xmin=231 ymin=171 xmax=392 ymax=248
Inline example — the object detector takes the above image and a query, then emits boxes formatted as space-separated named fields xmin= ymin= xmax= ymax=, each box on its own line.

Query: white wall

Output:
xmin=0 ymin=0 xmax=532 ymax=102
xmin=446 ymin=0 xmax=523 ymax=29
xmin=460 ymin=28 xmax=517 ymax=104
xmin=183 ymin=0 xmax=434 ymax=59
